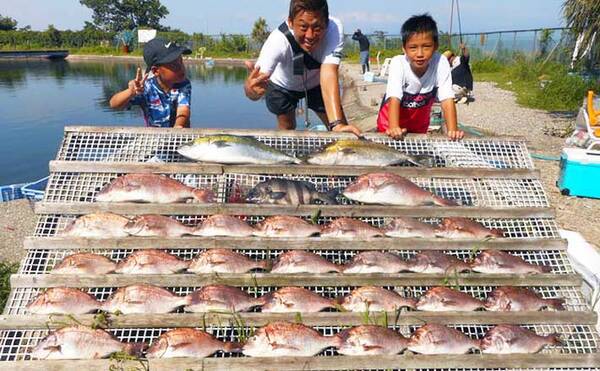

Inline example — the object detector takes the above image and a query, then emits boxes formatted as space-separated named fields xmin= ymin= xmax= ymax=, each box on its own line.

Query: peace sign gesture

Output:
xmin=128 ymin=67 xmax=147 ymax=96
xmin=244 ymin=61 xmax=270 ymax=101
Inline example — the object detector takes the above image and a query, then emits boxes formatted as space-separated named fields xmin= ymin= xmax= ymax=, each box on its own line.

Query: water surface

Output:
xmin=0 ymin=60 xmax=279 ymax=183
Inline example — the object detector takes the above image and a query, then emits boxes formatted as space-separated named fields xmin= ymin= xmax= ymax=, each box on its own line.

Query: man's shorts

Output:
xmin=265 ymin=82 xmax=326 ymax=115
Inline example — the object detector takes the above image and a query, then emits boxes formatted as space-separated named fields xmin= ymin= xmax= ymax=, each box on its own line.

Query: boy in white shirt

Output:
xmin=377 ymin=14 xmax=464 ymax=141
xmin=244 ymin=0 xmax=361 ymax=136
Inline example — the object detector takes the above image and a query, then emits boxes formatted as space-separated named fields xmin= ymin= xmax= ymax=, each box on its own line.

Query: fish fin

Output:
xmin=363 ymin=344 xmax=384 ymax=351
xmin=213 ymin=140 xmax=231 ymax=148
xmin=410 ymin=154 xmax=436 ymax=167
xmin=270 ymin=342 xmax=299 ymax=351
xmin=433 ymin=196 xmax=458 ymax=207
xmin=269 ymin=192 xmax=287 ymax=200
xmin=171 ymin=341 xmax=193 ymax=350
xmin=539 ymin=265 xmax=553 ymax=273
xmin=340 ymin=148 xmax=357 ymax=155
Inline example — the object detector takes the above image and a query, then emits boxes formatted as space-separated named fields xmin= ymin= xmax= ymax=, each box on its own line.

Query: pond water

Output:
xmin=0 ymin=59 xmax=285 ymax=184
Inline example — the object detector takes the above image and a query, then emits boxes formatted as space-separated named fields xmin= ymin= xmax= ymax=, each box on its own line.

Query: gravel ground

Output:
xmin=0 ymin=63 xmax=596 ymax=265
xmin=0 ymin=199 xmax=35 ymax=263
xmin=342 ymin=63 xmax=600 ymax=248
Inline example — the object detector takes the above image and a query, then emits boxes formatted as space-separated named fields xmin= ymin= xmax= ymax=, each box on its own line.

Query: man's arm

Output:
xmin=320 ymin=63 xmax=361 ymax=136
xmin=173 ymin=105 xmax=190 ymax=128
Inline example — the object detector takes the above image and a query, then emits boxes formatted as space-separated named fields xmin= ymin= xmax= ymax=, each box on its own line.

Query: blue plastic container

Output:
xmin=0 ymin=183 xmax=26 ymax=202
xmin=557 ymin=148 xmax=600 ymax=199
xmin=21 ymin=176 xmax=49 ymax=202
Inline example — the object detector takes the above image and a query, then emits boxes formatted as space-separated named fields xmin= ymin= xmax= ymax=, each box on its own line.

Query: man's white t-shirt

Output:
xmin=386 ymin=52 xmax=454 ymax=103
xmin=256 ymin=17 xmax=344 ymax=92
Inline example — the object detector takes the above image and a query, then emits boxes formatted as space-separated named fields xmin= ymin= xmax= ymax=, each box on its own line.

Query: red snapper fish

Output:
xmin=95 ymin=173 xmax=214 ymax=203
xmin=343 ymin=173 xmax=457 ymax=206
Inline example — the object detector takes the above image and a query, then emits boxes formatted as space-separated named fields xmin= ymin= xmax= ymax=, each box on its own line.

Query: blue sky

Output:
xmin=3 ymin=0 xmax=565 ymax=34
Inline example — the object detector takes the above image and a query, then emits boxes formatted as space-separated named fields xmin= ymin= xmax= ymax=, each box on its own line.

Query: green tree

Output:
xmin=563 ymin=0 xmax=600 ymax=61
xmin=251 ymin=17 xmax=270 ymax=45
xmin=79 ymin=0 xmax=169 ymax=32
xmin=0 ymin=14 xmax=18 ymax=31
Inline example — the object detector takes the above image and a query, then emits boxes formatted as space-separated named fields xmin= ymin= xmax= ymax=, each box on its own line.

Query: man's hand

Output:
xmin=128 ymin=67 xmax=147 ymax=96
xmin=385 ymin=125 xmax=408 ymax=140
xmin=332 ymin=123 xmax=362 ymax=137
xmin=244 ymin=61 xmax=270 ymax=101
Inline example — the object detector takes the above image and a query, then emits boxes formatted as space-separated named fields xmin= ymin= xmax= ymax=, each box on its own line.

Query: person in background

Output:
xmin=110 ymin=38 xmax=192 ymax=128
xmin=377 ymin=14 xmax=464 ymax=141
xmin=352 ymin=29 xmax=371 ymax=74
xmin=244 ymin=0 xmax=361 ymax=136
xmin=443 ymin=42 xmax=473 ymax=104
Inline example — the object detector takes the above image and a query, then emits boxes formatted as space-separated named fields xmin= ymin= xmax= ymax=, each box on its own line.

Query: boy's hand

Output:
xmin=447 ymin=130 xmax=465 ymax=141
xmin=128 ymin=67 xmax=147 ymax=96
xmin=244 ymin=61 xmax=270 ymax=101
xmin=386 ymin=126 xmax=408 ymax=140
xmin=332 ymin=123 xmax=362 ymax=137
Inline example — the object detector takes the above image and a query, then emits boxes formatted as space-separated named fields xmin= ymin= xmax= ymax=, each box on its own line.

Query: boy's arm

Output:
xmin=110 ymin=67 xmax=146 ymax=110
xmin=440 ymin=98 xmax=464 ymax=140
xmin=386 ymin=97 xmax=407 ymax=140
xmin=173 ymin=82 xmax=192 ymax=128
xmin=174 ymin=105 xmax=190 ymax=128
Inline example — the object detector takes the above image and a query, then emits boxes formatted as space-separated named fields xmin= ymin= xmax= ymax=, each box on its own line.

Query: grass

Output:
xmin=0 ymin=262 xmax=18 ymax=312
xmin=473 ymin=57 xmax=600 ymax=112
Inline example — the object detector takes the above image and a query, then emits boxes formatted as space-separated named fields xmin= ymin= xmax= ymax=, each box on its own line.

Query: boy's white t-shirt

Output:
xmin=386 ymin=52 xmax=454 ymax=103
xmin=377 ymin=52 xmax=454 ymax=133
xmin=255 ymin=17 xmax=344 ymax=92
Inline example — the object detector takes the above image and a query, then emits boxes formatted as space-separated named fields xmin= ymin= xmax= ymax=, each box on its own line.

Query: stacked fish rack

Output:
xmin=0 ymin=126 xmax=599 ymax=371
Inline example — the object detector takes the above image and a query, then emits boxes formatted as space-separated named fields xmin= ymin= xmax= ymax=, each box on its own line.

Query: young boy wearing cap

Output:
xmin=377 ymin=14 xmax=464 ymax=141
xmin=110 ymin=38 xmax=192 ymax=128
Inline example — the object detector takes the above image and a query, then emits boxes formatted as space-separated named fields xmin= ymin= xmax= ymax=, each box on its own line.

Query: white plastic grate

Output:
xmin=32 ymin=214 xmax=561 ymax=239
xmin=0 ymin=323 xmax=596 ymax=361
xmin=56 ymin=131 xmax=534 ymax=169
xmin=16 ymin=248 xmax=575 ymax=276
xmin=3 ymin=283 xmax=589 ymax=316
xmin=41 ymin=172 xmax=549 ymax=207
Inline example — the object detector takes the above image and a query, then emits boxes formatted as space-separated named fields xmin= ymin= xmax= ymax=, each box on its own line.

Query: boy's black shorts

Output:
xmin=265 ymin=82 xmax=326 ymax=115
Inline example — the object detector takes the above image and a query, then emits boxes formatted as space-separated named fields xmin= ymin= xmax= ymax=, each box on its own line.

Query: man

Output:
xmin=443 ymin=43 xmax=473 ymax=104
xmin=352 ymin=29 xmax=370 ymax=74
xmin=244 ymin=0 xmax=361 ymax=136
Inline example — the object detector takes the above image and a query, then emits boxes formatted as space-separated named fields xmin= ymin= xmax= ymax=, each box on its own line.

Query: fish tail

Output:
xmin=318 ymin=189 xmax=339 ymax=205
xmin=539 ymin=264 xmax=553 ymax=273
xmin=546 ymin=333 xmax=564 ymax=346
xmin=546 ymin=298 xmax=566 ymax=311
xmin=258 ymin=259 xmax=273 ymax=271
xmin=409 ymin=154 xmax=436 ymax=167
xmin=491 ymin=228 xmax=505 ymax=237
xmin=123 ymin=342 xmax=147 ymax=357
xmin=192 ymin=188 xmax=215 ymax=203
xmin=404 ymin=297 xmax=418 ymax=309
xmin=223 ymin=341 xmax=243 ymax=353
xmin=433 ymin=196 xmax=458 ymax=207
